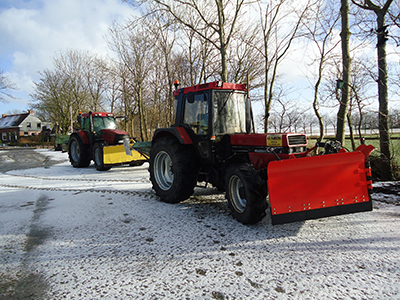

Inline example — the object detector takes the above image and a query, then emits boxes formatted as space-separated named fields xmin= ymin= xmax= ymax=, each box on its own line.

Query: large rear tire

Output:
xmin=149 ymin=137 xmax=198 ymax=203
xmin=225 ymin=162 xmax=268 ymax=224
xmin=68 ymin=135 xmax=91 ymax=168
xmin=93 ymin=142 xmax=111 ymax=171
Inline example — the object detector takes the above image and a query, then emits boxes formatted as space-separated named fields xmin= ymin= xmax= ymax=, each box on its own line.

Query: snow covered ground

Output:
xmin=1 ymin=149 xmax=400 ymax=299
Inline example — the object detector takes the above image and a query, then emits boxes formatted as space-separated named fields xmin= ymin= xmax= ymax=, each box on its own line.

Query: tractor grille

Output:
xmin=288 ymin=135 xmax=307 ymax=146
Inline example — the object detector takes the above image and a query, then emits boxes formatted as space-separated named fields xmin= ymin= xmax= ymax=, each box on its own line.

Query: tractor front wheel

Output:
xmin=149 ymin=137 xmax=198 ymax=203
xmin=68 ymin=135 xmax=91 ymax=168
xmin=93 ymin=142 xmax=111 ymax=171
xmin=225 ymin=163 xmax=268 ymax=224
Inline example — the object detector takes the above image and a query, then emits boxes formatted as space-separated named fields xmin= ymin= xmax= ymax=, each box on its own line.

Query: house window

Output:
xmin=37 ymin=123 xmax=41 ymax=129
xmin=24 ymin=132 xmax=28 ymax=136
xmin=27 ymin=122 xmax=31 ymax=128
xmin=1 ymin=133 xmax=7 ymax=141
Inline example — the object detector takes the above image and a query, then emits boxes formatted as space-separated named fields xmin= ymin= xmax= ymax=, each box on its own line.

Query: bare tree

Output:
xmin=52 ymin=50 xmax=92 ymax=111
xmin=0 ymin=69 xmax=17 ymax=103
xmin=389 ymin=109 xmax=400 ymax=129
xmin=109 ymin=22 xmax=155 ymax=141
xmin=256 ymin=0 xmax=312 ymax=133
xmin=106 ymin=61 xmax=124 ymax=113
xmin=335 ymin=0 xmax=352 ymax=146
xmin=299 ymin=113 xmax=318 ymax=135
xmin=31 ymin=50 xmax=115 ymax=131
xmin=266 ymin=85 xmax=300 ymax=133
xmin=30 ymin=69 xmax=75 ymax=134
xmin=352 ymin=0 xmax=395 ymax=180
xmin=175 ymin=12 xmax=219 ymax=85
xmin=304 ymin=0 xmax=341 ymax=142
xmin=144 ymin=14 xmax=178 ymax=127
xmin=348 ymin=58 xmax=376 ymax=140
xmin=227 ymin=21 xmax=264 ymax=85
xmin=131 ymin=0 xmax=249 ymax=82
xmin=84 ymin=55 xmax=110 ymax=111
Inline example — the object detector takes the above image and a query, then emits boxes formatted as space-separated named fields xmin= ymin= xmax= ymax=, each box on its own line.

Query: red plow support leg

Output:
xmin=267 ymin=148 xmax=374 ymax=225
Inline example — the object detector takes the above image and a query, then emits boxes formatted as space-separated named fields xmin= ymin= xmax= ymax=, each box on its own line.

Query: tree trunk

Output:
xmin=263 ymin=30 xmax=269 ymax=133
xmin=351 ymin=0 xmax=394 ymax=180
xmin=313 ymin=59 xmax=325 ymax=142
xmin=137 ymin=85 xmax=148 ymax=141
xmin=313 ymin=101 xmax=325 ymax=142
xmin=336 ymin=0 xmax=351 ymax=145
xmin=215 ymin=0 xmax=227 ymax=82
xmin=220 ymin=45 xmax=228 ymax=82
xmin=347 ymin=113 xmax=355 ymax=150
xmin=376 ymin=11 xmax=392 ymax=180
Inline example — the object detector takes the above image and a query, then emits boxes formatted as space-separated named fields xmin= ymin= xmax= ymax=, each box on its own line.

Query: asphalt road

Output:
xmin=0 ymin=148 xmax=64 ymax=173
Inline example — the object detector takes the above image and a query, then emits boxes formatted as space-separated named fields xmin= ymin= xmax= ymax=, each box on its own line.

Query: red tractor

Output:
xmin=148 ymin=81 xmax=374 ymax=225
xmin=68 ymin=112 xmax=145 ymax=171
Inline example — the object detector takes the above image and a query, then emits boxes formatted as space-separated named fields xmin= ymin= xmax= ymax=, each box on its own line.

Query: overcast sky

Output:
xmin=0 ymin=0 xmax=135 ymax=114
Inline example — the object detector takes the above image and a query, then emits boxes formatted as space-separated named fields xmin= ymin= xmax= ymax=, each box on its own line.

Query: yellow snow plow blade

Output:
xmin=103 ymin=144 xmax=147 ymax=165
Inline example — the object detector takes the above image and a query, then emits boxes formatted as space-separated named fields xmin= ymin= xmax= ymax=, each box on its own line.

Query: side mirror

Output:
xmin=116 ymin=116 xmax=128 ymax=122
xmin=187 ymin=92 xmax=195 ymax=104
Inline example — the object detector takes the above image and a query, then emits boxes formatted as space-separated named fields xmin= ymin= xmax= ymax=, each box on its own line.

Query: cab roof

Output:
xmin=173 ymin=81 xmax=247 ymax=96
xmin=81 ymin=112 xmax=115 ymax=118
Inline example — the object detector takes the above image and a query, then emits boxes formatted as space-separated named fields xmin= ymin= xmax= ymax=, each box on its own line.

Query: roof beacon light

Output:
xmin=174 ymin=80 xmax=180 ymax=91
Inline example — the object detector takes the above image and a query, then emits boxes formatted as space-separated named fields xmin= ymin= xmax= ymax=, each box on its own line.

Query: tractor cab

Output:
xmin=172 ymin=81 xmax=251 ymax=137
xmin=79 ymin=112 xmax=128 ymax=145
xmin=170 ymin=81 xmax=306 ymax=166
xmin=171 ymin=81 xmax=254 ymax=164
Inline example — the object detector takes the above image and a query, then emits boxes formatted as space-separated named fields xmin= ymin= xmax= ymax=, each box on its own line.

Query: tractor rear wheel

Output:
xmin=68 ymin=135 xmax=91 ymax=168
xmin=149 ymin=137 xmax=198 ymax=203
xmin=225 ymin=162 xmax=268 ymax=224
xmin=93 ymin=142 xmax=111 ymax=171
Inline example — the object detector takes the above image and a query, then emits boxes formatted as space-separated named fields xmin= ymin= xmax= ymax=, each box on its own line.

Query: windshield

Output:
xmin=213 ymin=90 xmax=247 ymax=135
xmin=92 ymin=116 xmax=117 ymax=132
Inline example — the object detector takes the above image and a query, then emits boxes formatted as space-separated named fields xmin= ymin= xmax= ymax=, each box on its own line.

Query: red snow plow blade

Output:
xmin=267 ymin=145 xmax=375 ymax=225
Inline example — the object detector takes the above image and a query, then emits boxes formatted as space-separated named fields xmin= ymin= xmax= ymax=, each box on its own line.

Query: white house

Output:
xmin=0 ymin=110 xmax=44 ymax=142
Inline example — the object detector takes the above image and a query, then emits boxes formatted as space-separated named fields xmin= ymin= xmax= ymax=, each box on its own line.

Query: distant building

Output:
xmin=0 ymin=110 xmax=44 ymax=143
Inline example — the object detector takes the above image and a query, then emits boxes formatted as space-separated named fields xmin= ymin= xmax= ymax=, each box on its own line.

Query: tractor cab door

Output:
xmin=92 ymin=117 xmax=104 ymax=139
xmin=182 ymin=91 xmax=212 ymax=163
xmin=81 ymin=117 xmax=91 ymax=143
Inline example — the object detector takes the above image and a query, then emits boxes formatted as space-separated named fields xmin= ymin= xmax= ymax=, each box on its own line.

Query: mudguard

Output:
xmin=268 ymin=148 xmax=373 ymax=225
xmin=153 ymin=127 xmax=193 ymax=145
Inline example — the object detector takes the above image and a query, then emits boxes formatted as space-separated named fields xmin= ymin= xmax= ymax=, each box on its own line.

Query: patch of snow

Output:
xmin=0 ymin=149 xmax=399 ymax=299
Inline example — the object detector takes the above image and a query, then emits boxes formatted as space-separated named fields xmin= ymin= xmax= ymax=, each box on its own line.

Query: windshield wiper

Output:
xmin=218 ymin=90 xmax=234 ymax=115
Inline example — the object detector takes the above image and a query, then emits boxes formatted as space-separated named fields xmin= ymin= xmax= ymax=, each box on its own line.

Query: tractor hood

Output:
xmin=101 ymin=129 xmax=129 ymax=145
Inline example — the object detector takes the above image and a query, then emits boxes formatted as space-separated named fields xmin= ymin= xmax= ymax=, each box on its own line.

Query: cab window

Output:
xmin=183 ymin=93 xmax=209 ymax=135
